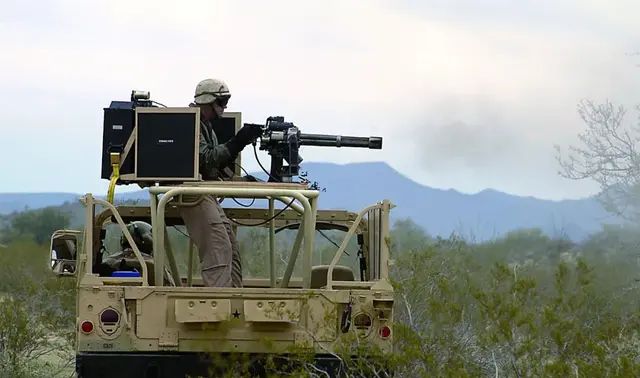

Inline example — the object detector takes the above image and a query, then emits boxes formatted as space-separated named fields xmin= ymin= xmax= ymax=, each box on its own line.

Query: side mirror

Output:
xmin=50 ymin=230 xmax=81 ymax=276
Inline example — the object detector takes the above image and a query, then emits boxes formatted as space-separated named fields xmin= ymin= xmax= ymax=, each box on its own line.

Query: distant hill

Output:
xmin=0 ymin=162 xmax=619 ymax=241
xmin=0 ymin=191 xmax=148 ymax=215
xmin=0 ymin=192 xmax=80 ymax=214
xmin=300 ymin=162 xmax=618 ymax=241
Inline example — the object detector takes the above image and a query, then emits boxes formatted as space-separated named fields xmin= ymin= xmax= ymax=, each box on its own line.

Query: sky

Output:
xmin=0 ymin=0 xmax=638 ymax=200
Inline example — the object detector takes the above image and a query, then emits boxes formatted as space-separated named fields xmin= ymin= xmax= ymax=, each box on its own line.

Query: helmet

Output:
xmin=120 ymin=221 xmax=153 ymax=255
xmin=194 ymin=78 xmax=231 ymax=105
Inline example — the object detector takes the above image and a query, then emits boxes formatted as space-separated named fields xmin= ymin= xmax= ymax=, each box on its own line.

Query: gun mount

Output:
xmin=247 ymin=116 xmax=383 ymax=182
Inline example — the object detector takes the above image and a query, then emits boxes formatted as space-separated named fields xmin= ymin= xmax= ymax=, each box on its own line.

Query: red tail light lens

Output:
xmin=379 ymin=325 xmax=391 ymax=339
xmin=81 ymin=321 xmax=94 ymax=334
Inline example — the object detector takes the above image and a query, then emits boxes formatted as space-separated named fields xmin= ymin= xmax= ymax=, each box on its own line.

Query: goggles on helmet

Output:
xmin=214 ymin=96 xmax=230 ymax=107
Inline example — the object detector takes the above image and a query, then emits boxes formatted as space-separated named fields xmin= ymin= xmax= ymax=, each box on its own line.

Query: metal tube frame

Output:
xmin=150 ymin=193 xmax=162 ymax=285
xmin=152 ymin=193 xmax=305 ymax=288
xmin=326 ymin=202 xmax=385 ymax=290
xmin=186 ymin=239 xmax=195 ymax=287
xmin=149 ymin=186 xmax=318 ymax=288
xmin=379 ymin=200 xmax=391 ymax=279
xmin=85 ymin=195 xmax=149 ymax=286
xmin=279 ymin=217 xmax=305 ymax=288
xmin=268 ymin=198 xmax=276 ymax=287
xmin=273 ymin=196 xmax=305 ymax=288
xmin=163 ymin=227 xmax=182 ymax=286
xmin=81 ymin=195 xmax=94 ymax=280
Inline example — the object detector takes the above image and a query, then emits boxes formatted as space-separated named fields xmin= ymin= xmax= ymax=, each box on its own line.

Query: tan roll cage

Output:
xmin=80 ymin=182 xmax=391 ymax=290
xmin=148 ymin=183 xmax=319 ymax=288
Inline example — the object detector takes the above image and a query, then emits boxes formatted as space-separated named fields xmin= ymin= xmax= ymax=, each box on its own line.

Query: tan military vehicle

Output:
xmin=50 ymin=94 xmax=393 ymax=377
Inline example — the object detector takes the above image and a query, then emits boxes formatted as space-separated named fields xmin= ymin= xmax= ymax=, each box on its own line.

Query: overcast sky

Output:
xmin=1 ymin=0 xmax=638 ymax=200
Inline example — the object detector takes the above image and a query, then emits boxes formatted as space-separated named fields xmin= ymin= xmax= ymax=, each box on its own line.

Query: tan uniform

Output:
xmin=179 ymin=114 xmax=242 ymax=287
xmin=179 ymin=195 xmax=242 ymax=287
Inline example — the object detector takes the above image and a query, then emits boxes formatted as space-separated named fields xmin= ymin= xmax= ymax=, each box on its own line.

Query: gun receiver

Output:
xmin=247 ymin=116 xmax=383 ymax=182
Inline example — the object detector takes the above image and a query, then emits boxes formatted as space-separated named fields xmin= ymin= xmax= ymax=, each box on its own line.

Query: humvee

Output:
xmin=50 ymin=181 xmax=394 ymax=377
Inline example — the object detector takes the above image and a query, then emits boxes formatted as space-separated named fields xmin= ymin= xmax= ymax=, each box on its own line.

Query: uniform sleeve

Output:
xmin=199 ymin=126 xmax=236 ymax=174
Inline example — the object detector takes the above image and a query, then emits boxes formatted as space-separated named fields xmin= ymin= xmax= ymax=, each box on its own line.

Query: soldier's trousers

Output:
xmin=179 ymin=195 xmax=242 ymax=287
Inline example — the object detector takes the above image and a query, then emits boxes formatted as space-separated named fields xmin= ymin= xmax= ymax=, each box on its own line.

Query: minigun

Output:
xmin=245 ymin=116 xmax=383 ymax=182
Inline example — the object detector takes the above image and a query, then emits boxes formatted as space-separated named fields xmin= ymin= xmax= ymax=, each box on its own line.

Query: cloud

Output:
xmin=0 ymin=0 xmax=637 ymax=200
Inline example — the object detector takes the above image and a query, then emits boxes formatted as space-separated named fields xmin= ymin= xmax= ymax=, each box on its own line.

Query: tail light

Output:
xmin=81 ymin=321 xmax=94 ymax=334
xmin=378 ymin=324 xmax=391 ymax=339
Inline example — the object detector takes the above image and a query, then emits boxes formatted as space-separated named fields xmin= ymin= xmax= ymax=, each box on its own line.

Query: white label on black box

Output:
xmin=112 ymin=124 xmax=123 ymax=130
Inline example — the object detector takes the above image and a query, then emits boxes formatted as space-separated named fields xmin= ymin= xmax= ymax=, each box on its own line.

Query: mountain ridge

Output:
xmin=0 ymin=162 xmax=617 ymax=241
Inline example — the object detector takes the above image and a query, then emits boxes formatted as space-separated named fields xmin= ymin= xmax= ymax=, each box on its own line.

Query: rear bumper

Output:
xmin=76 ymin=352 xmax=346 ymax=378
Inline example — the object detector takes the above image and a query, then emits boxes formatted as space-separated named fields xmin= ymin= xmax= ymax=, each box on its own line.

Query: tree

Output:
xmin=389 ymin=218 xmax=432 ymax=257
xmin=8 ymin=207 xmax=70 ymax=245
xmin=556 ymin=99 xmax=640 ymax=220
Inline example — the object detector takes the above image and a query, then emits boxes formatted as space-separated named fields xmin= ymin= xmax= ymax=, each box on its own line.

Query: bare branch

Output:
xmin=557 ymin=99 xmax=640 ymax=220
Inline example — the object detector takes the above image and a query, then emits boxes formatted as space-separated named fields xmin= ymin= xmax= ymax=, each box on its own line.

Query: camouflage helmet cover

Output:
xmin=120 ymin=221 xmax=153 ymax=255
xmin=194 ymin=78 xmax=231 ymax=105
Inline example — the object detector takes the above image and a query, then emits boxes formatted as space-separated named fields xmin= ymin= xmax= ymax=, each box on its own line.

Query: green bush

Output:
xmin=2 ymin=207 xmax=640 ymax=377
xmin=0 ymin=240 xmax=75 ymax=377
xmin=389 ymin=224 xmax=640 ymax=377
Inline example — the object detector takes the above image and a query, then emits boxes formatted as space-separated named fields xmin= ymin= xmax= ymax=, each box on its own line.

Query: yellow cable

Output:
xmin=107 ymin=153 xmax=121 ymax=204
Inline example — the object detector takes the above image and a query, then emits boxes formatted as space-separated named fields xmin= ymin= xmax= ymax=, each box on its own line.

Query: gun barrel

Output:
xmin=299 ymin=134 xmax=382 ymax=149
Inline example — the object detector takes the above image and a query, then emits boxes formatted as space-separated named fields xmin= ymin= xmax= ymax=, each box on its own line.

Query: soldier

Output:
xmin=103 ymin=221 xmax=154 ymax=272
xmin=99 ymin=221 xmax=174 ymax=286
xmin=179 ymin=78 xmax=262 ymax=287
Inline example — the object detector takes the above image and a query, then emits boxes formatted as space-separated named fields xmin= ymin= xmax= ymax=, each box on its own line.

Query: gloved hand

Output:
xmin=227 ymin=124 xmax=263 ymax=155
xmin=236 ymin=124 xmax=263 ymax=145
